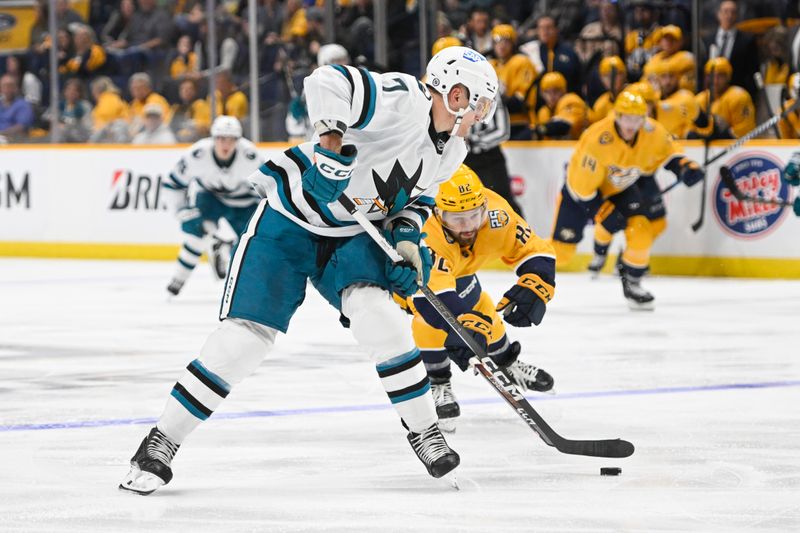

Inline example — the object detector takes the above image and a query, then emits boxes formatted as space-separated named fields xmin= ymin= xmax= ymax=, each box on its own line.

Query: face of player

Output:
xmin=615 ymin=113 xmax=644 ymax=141
xmin=657 ymin=73 xmax=678 ymax=96
xmin=440 ymin=203 xmax=488 ymax=245
xmin=659 ymin=36 xmax=680 ymax=55
xmin=542 ymin=88 xmax=563 ymax=109
xmin=601 ymin=73 xmax=625 ymax=94
xmin=214 ymin=136 xmax=237 ymax=160
xmin=493 ymin=38 xmax=513 ymax=60
xmin=712 ymin=73 xmax=730 ymax=98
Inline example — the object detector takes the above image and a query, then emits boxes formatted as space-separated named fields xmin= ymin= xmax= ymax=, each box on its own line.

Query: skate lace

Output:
xmin=508 ymin=362 xmax=539 ymax=391
xmin=431 ymin=382 xmax=455 ymax=408
xmin=410 ymin=426 xmax=451 ymax=464
xmin=147 ymin=430 xmax=180 ymax=466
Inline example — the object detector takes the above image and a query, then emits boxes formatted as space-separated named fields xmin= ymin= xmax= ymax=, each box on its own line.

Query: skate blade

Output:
xmin=589 ymin=270 xmax=601 ymax=280
xmin=442 ymin=472 xmax=460 ymax=491
xmin=437 ymin=418 xmax=457 ymax=433
xmin=627 ymin=300 xmax=655 ymax=311
xmin=118 ymin=467 xmax=165 ymax=496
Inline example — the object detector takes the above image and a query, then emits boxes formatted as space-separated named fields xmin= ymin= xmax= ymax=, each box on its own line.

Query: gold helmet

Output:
xmin=491 ymin=24 xmax=517 ymax=44
xmin=540 ymin=71 xmax=567 ymax=92
xmin=704 ymin=57 xmax=733 ymax=77
xmin=658 ymin=24 xmax=682 ymax=41
xmin=627 ymin=81 xmax=659 ymax=104
xmin=431 ymin=36 xmax=462 ymax=57
xmin=614 ymin=90 xmax=647 ymax=116
xmin=599 ymin=56 xmax=626 ymax=76
xmin=436 ymin=165 xmax=486 ymax=212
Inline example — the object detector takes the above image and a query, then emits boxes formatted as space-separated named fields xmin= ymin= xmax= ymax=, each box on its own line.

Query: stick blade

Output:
xmin=556 ymin=438 xmax=635 ymax=458
xmin=719 ymin=166 xmax=745 ymax=200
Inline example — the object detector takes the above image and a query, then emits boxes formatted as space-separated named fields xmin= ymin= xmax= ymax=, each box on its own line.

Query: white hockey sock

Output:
xmin=342 ymin=285 xmax=437 ymax=433
xmin=173 ymin=233 xmax=212 ymax=282
xmin=158 ymin=318 xmax=276 ymax=443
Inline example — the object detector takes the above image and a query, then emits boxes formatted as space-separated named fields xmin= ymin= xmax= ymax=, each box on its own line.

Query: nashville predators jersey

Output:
xmin=536 ymin=92 xmax=587 ymax=139
xmin=588 ymin=92 xmax=614 ymax=124
xmin=566 ymin=114 xmax=683 ymax=200
xmin=778 ymin=98 xmax=800 ymax=139
xmin=415 ymin=189 xmax=555 ymax=303
xmin=657 ymin=88 xmax=702 ymax=138
xmin=695 ymin=86 xmax=756 ymax=138
xmin=644 ymin=51 xmax=696 ymax=91
xmin=490 ymin=54 xmax=538 ymax=127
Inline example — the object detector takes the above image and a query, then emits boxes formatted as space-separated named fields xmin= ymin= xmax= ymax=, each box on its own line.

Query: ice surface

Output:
xmin=1 ymin=259 xmax=799 ymax=532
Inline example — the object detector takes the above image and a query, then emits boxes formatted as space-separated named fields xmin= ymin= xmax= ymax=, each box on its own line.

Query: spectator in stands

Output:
xmin=576 ymin=0 xmax=623 ymax=64
xmin=101 ymin=0 xmax=135 ymax=48
xmin=55 ymin=28 xmax=75 ymax=74
xmin=624 ymin=0 xmax=661 ymax=79
xmin=643 ymin=25 xmax=695 ymax=91
xmin=533 ymin=72 xmax=587 ymax=140
xmin=529 ymin=15 xmax=582 ymax=94
xmin=489 ymin=24 xmax=538 ymax=140
xmin=211 ymin=69 xmax=248 ymax=121
xmin=129 ymin=72 xmax=171 ymax=133
xmin=588 ymin=56 xmax=626 ymax=124
xmin=703 ymin=0 xmax=758 ymax=100
xmin=56 ymin=78 xmax=93 ymax=143
xmin=127 ymin=0 xmax=174 ymax=52
xmin=60 ymin=24 xmax=107 ymax=78
xmin=132 ymin=103 xmax=177 ymax=144
xmin=89 ymin=76 xmax=130 ymax=142
xmin=55 ymin=0 xmax=85 ymax=29
xmin=521 ymin=0 xmax=588 ymax=43
xmin=461 ymin=6 xmax=493 ymax=57
xmin=281 ymin=0 xmax=307 ymax=42
xmin=694 ymin=57 xmax=756 ymax=139
xmin=169 ymin=35 xmax=200 ymax=81
xmin=0 ymin=74 xmax=35 ymax=142
xmin=170 ymin=79 xmax=211 ymax=142
xmin=3 ymin=56 xmax=42 ymax=111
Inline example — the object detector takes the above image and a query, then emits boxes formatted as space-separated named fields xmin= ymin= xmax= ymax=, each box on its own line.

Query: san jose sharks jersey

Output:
xmin=248 ymin=65 xmax=468 ymax=237
xmin=165 ymin=137 xmax=263 ymax=209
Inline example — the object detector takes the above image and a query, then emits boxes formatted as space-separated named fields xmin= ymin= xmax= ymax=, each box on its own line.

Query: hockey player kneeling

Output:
xmin=550 ymin=91 xmax=703 ymax=310
xmin=404 ymin=165 xmax=556 ymax=432
xmin=162 ymin=116 xmax=264 ymax=296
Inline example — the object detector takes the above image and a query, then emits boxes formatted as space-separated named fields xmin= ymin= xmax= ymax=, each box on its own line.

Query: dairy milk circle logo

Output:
xmin=712 ymin=153 xmax=791 ymax=239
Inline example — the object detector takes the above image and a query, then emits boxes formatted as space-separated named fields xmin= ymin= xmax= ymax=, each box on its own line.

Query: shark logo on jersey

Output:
xmin=353 ymin=160 xmax=423 ymax=216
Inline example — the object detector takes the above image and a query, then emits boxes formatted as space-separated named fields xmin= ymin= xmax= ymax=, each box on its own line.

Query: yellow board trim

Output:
xmin=485 ymin=254 xmax=800 ymax=279
xmin=0 ymin=242 xmax=181 ymax=261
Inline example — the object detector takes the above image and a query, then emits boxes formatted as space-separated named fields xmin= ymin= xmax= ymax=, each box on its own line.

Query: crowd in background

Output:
xmin=1 ymin=0 xmax=800 ymax=144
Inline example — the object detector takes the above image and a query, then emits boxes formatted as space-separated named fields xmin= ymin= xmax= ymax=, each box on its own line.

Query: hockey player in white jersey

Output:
xmin=162 ymin=116 xmax=264 ymax=296
xmin=120 ymin=46 xmax=499 ymax=494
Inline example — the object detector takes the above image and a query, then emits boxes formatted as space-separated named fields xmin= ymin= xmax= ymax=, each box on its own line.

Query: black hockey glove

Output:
xmin=444 ymin=311 xmax=492 ymax=371
xmin=496 ymin=273 xmax=554 ymax=327
xmin=677 ymin=157 xmax=704 ymax=187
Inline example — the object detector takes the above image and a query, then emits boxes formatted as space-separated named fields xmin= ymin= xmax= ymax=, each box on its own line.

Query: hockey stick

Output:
xmin=719 ymin=166 xmax=794 ymax=207
xmin=338 ymin=195 xmax=635 ymax=459
xmin=691 ymin=66 xmax=716 ymax=232
xmin=754 ymin=72 xmax=781 ymax=139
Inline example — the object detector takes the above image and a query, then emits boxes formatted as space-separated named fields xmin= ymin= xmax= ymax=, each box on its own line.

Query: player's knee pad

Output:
xmin=342 ymin=284 xmax=415 ymax=362
xmin=650 ymin=217 xmax=667 ymax=240
xmin=622 ymin=215 xmax=653 ymax=268
xmin=550 ymin=239 xmax=577 ymax=266
xmin=197 ymin=318 xmax=277 ymax=385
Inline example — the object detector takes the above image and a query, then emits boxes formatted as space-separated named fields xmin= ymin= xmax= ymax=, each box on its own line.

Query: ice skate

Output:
xmin=507 ymin=361 xmax=555 ymax=393
xmin=587 ymin=253 xmax=607 ymax=278
xmin=166 ymin=278 xmax=184 ymax=297
xmin=209 ymin=239 xmax=230 ymax=280
xmin=620 ymin=273 xmax=655 ymax=311
xmin=431 ymin=377 xmax=460 ymax=433
xmin=406 ymin=422 xmax=460 ymax=479
xmin=119 ymin=427 xmax=180 ymax=495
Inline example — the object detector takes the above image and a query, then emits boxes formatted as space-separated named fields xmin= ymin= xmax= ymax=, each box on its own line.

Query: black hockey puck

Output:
xmin=600 ymin=467 xmax=622 ymax=476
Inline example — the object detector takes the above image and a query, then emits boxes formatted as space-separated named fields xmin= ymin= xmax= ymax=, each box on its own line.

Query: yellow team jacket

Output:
xmin=490 ymin=54 xmax=538 ymax=127
xmin=566 ymin=114 xmax=683 ymax=200
xmin=170 ymin=52 xmax=198 ymax=79
xmin=92 ymin=90 xmax=130 ymax=129
xmin=130 ymin=92 xmax=172 ymax=121
xmin=779 ymin=98 xmax=800 ymax=138
xmin=657 ymin=88 xmax=702 ymax=138
xmin=643 ymin=50 xmax=696 ymax=90
xmin=694 ymin=86 xmax=756 ymax=138
xmin=212 ymin=90 xmax=249 ymax=121
xmin=536 ymin=92 xmax=587 ymax=139
xmin=625 ymin=27 xmax=660 ymax=55
xmin=417 ymin=189 xmax=555 ymax=300
xmin=60 ymin=44 xmax=107 ymax=75
xmin=588 ymin=91 xmax=614 ymax=124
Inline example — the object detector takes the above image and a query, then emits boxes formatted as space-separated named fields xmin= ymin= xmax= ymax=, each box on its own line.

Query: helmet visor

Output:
xmin=440 ymin=204 xmax=488 ymax=238
xmin=472 ymin=95 xmax=497 ymax=124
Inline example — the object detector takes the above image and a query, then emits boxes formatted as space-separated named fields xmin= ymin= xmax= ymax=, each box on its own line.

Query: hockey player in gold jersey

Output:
xmin=642 ymin=25 xmax=696 ymax=92
xmin=694 ymin=57 xmax=756 ymax=138
xmin=653 ymin=61 xmax=712 ymax=139
xmin=490 ymin=24 xmax=538 ymax=139
xmin=534 ymin=72 xmax=587 ymax=140
xmin=406 ymin=165 xmax=556 ymax=430
xmin=550 ymin=91 xmax=704 ymax=309
xmin=588 ymin=56 xmax=627 ymax=124
xmin=778 ymin=73 xmax=800 ymax=139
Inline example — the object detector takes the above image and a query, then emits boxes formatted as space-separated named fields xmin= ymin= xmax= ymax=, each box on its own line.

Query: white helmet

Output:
xmin=317 ymin=43 xmax=350 ymax=66
xmin=210 ymin=115 xmax=242 ymax=139
xmin=425 ymin=46 xmax=499 ymax=131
